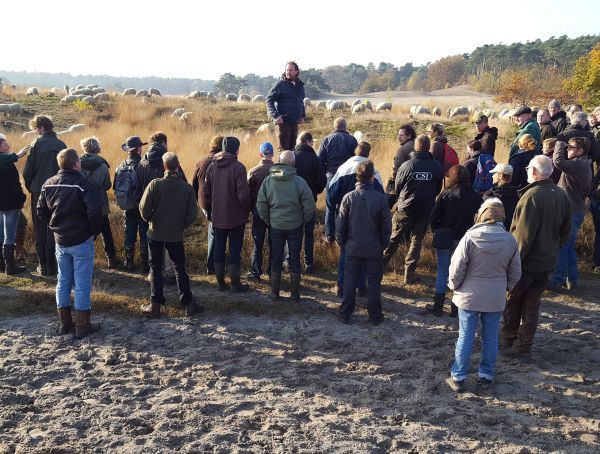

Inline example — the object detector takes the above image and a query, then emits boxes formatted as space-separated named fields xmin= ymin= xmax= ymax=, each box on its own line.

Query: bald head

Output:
xmin=279 ymin=150 xmax=295 ymax=166
xmin=334 ymin=117 xmax=347 ymax=131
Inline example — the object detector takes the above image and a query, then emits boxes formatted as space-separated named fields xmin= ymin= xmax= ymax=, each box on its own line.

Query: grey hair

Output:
xmin=548 ymin=99 xmax=561 ymax=109
xmin=570 ymin=111 xmax=588 ymax=125
xmin=279 ymin=150 xmax=295 ymax=166
xmin=162 ymin=151 xmax=179 ymax=171
xmin=80 ymin=136 xmax=101 ymax=154
xmin=529 ymin=155 xmax=553 ymax=179
xmin=333 ymin=117 xmax=347 ymax=131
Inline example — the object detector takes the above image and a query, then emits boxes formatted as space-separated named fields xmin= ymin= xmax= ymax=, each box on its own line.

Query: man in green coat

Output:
xmin=257 ymin=150 xmax=315 ymax=301
xmin=509 ymin=106 xmax=542 ymax=159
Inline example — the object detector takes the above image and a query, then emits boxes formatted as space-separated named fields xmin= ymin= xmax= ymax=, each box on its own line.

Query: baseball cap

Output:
xmin=513 ymin=106 xmax=532 ymax=116
xmin=259 ymin=142 xmax=274 ymax=156
xmin=121 ymin=136 xmax=147 ymax=152
xmin=490 ymin=163 xmax=513 ymax=175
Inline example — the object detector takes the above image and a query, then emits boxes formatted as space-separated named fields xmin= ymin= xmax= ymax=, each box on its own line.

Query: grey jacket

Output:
xmin=449 ymin=222 xmax=521 ymax=312
xmin=553 ymin=141 xmax=592 ymax=213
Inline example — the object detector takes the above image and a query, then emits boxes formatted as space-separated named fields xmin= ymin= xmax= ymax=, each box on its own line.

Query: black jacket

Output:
xmin=318 ymin=130 xmax=358 ymax=175
xmin=483 ymin=184 xmax=519 ymax=231
xmin=293 ymin=143 xmax=327 ymax=200
xmin=23 ymin=131 xmax=67 ymax=194
xmin=335 ymin=183 xmax=392 ymax=257
xmin=394 ymin=151 xmax=444 ymax=217
xmin=463 ymin=150 xmax=483 ymax=186
xmin=551 ymin=110 xmax=568 ymax=134
xmin=539 ymin=121 xmax=557 ymax=140
xmin=509 ymin=150 xmax=539 ymax=189
xmin=136 ymin=143 xmax=186 ymax=202
xmin=36 ymin=169 xmax=102 ymax=247
xmin=266 ymin=77 xmax=305 ymax=124
xmin=556 ymin=125 xmax=599 ymax=162
xmin=0 ymin=155 xmax=26 ymax=211
xmin=474 ymin=126 xmax=498 ymax=156
xmin=430 ymin=184 xmax=482 ymax=240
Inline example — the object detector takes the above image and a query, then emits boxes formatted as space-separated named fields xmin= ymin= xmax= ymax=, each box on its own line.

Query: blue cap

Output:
xmin=259 ymin=142 xmax=274 ymax=156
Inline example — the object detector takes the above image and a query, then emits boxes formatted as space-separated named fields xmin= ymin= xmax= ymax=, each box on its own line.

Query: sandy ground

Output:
xmin=0 ymin=272 xmax=599 ymax=453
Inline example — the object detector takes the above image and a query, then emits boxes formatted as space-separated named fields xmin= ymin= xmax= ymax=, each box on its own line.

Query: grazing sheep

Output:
xmin=252 ymin=95 xmax=266 ymax=103
xmin=352 ymin=99 xmax=362 ymax=108
xmin=327 ymin=100 xmax=345 ymax=112
xmin=410 ymin=105 xmax=430 ymax=115
xmin=179 ymin=112 xmax=194 ymax=122
xmin=123 ymin=88 xmax=137 ymax=96
xmin=92 ymin=87 xmax=105 ymax=95
xmin=237 ymin=94 xmax=252 ymax=102
xmin=93 ymin=93 xmax=109 ymax=102
xmin=498 ymin=108 xmax=509 ymax=118
xmin=354 ymin=131 xmax=366 ymax=142
xmin=149 ymin=88 xmax=162 ymax=97
xmin=432 ymin=106 xmax=442 ymax=116
xmin=375 ymin=101 xmax=392 ymax=112
xmin=26 ymin=87 xmax=39 ymax=97
xmin=86 ymin=84 xmax=98 ymax=89
xmin=207 ymin=91 xmax=215 ymax=97
xmin=75 ymin=84 xmax=85 ymax=90
xmin=449 ymin=106 xmax=469 ymax=117
xmin=187 ymin=91 xmax=206 ymax=99
xmin=81 ymin=96 xmax=97 ymax=105
xmin=352 ymin=103 xmax=366 ymax=115
xmin=225 ymin=93 xmax=238 ymax=101
xmin=171 ymin=108 xmax=186 ymax=117
xmin=135 ymin=89 xmax=149 ymax=98
xmin=303 ymin=97 xmax=312 ymax=108
xmin=364 ymin=100 xmax=372 ymax=111
xmin=69 ymin=124 xmax=86 ymax=132
xmin=60 ymin=95 xmax=77 ymax=105
xmin=256 ymin=123 xmax=275 ymax=134
xmin=316 ymin=100 xmax=327 ymax=109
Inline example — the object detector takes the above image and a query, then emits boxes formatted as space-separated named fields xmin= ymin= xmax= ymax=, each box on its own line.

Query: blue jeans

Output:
xmin=0 ymin=209 xmax=20 ymax=245
xmin=207 ymin=221 xmax=215 ymax=272
xmin=214 ymin=224 xmax=245 ymax=265
xmin=55 ymin=237 xmax=95 ymax=311
xmin=324 ymin=173 xmax=335 ymax=238
xmin=338 ymin=246 xmax=366 ymax=290
xmin=303 ymin=211 xmax=316 ymax=267
xmin=451 ymin=309 xmax=502 ymax=381
xmin=271 ymin=225 xmax=303 ymax=274
xmin=250 ymin=209 xmax=271 ymax=276
xmin=552 ymin=211 xmax=584 ymax=285
xmin=434 ymin=240 xmax=459 ymax=294
xmin=124 ymin=208 xmax=148 ymax=249
xmin=590 ymin=199 xmax=600 ymax=266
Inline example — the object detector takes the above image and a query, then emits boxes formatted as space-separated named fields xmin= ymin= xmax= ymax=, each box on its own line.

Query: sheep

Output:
xmin=86 ymin=84 xmax=98 ymax=89
xmin=344 ymin=102 xmax=351 ymax=108
xmin=69 ymin=124 xmax=86 ymax=132
xmin=498 ymin=108 xmax=509 ymax=118
xmin=364 ymin=100 xmax=372 ymax=111
xmin=8 ymin=104 xmax=22 ymax=115
xmin=60 ymin=95 xmax=78 ymax=105
xmin=449 ymin=106 xmax=469 ymax=117
xmin=315 ymin=100 xmax=327 ymax=109
xmin=410 ymin=105 xmax=430 ymax=115
xmin=225 ymin=93 xmax=238 ymax=101
xmin=135 ymin=89 xmax=149 ymax=98
xmin=207 ymin=91 xmax=215 ymax=98
xmin=327 ymin=100 xmax=345 ymax=112
xmin=179 ymin=112 xmax=194 ymax=122
xmin=256 ymin=123 xmax=275 ymax=134
xmin=375 ymin=101 xmax=392 ymax=112
xmin=0 ymin=104 xmax=10 ymax=113
xmin=352 ymin=99 xmax=362 ymax=108
xmin=187 ymin=91 xmax=206 ymax=99
xmin=352 ymin=103 xmax=366 ymax=115
xmin=93 ymin=93 xmax=109 ymax=102
xmin=432 ymin=106 xmax=442 ymax=116
xmin=123 ymin=88 xmax=137 ymax=96
xmin=354 ymin=131 xmax=366 ymax=142
xmin=252 ymin=95 xmax=266 ymax=103
xmin=26 ymin=87 xmax=39 ymax=97
xmin=92 ymin=87 xmax=105 ymax=95
xmin=75 ymin=84 xmax=85 ymax=90
xmin=303 ymin=97 xmax=312 ymax=108
xmin=171 ymin=108 xmax=186 ymax=117
xmin=149 ymin=88 xmax=162 ymax=97
xmin=237 ymin=94 xmax=252 ymax=102
xmin=81 ymin=96 xmax=97 ymax=105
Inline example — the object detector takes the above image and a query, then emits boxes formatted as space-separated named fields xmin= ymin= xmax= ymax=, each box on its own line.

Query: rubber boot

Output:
xmin=449 ymin=303 xmax=458 ymax=318
xmin=123 ymin=246 xmax=135 ymax=271
xmin=290 ymin=273 xmax=301 ymax=302
xmin=106 ymin=253 xmax=118 ymax=269
xmin=57 ymin=307 xmax=75 ymax=335
xmin=270 ymin=272 xmax=281 ymax=300
xmin=425 ymin=293 xmax=445 ymax=317
xmin=229 ymin=263 xmax=250 ymax=293
xmin=139 ymin=244 xmax=149 ymax=274
xmin=74 ymin=310 xmax=101 ymax=339
xmin=3 ymin=245 xmax=26 ymax=275
xmin=141 ymin=302 xmax=162 ymax=319
xmin=214 ymin=262 xmax=228 ymax=291
xmin=185 ymin=299 xmax=204 ymax=317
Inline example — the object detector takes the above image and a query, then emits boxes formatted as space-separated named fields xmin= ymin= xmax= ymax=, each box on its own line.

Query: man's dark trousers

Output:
xmin=340 ymin=255 xmax=384 ymax=322
xmin=271 ymin=226 xmax=303 ymax=274
xmin=250 ymin=208 xmax=271 ymax=277
xmin=277 ymin=122 xmax=298 ymax=152
xmin=148 ymin=239 xmax=193 ymax=306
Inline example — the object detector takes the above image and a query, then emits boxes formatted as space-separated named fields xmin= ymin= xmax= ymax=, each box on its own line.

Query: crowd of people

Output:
xmin=1 ymin=61 xmax=600 ymax=392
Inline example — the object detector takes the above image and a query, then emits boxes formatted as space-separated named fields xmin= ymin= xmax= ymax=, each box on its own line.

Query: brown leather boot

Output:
xmin=57 ymin=307 xmax=75 ymax=335
xmin=3 ymin=245 xmax=26 ymax=275
xmin=141 ymin=302 xmax=162 ymax=318
xmin=74 ymin=310 xmax=101 ymax=339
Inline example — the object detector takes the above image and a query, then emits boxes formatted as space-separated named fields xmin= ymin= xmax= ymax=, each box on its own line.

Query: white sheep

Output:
xmin=432 ymin=107 xmax=442 ymax=116
xmin=171 ymin=108 xmax=186 ymax=117
xmin=149 ymin=88 xmax=162 ymax=97
xmin=315 ymin=101 xmax=327 ymax=109
xmin=352 ymin=103 xmax=366 ymax=115
xmin=351 ymin=99 xmax=362 ymax=108
xmin=354 ymin=131 xmax=366 ymax=142
xmin=256 ymin=123 xmax=275 ymax=134
xmin=123 ymin=88 xmax=136 ymax=96
xmin=135 ymin=89 xmax=149 ymax=98
xmin=92 ymin=87 xmax=105 ymax=95
xmin=93 ymin=93 xmax=109 ymax=102
xmin=225 ymin=93 xmax=238 ymax=101
xmin=69 ymin=124 xmax=86 ymax=132
xmin=237 ymin=94 xmax=252 ymax=102
xmin=363 ymin=100 xmax=372 ymax=111
xmin=449 ymin=106 xmax=469 ymax=117
xmin=303 ymin=97 xmax=312 ymax=108
xmin=187 ymin=91 xmax=204 ymax=99
xmin=252 ymin=95 xmax=266 ymax=103
xmin=86 ymin=84 xmax=98 ymax=89
xmin=179 ymin=112 xmax=194 ymax=122
xmin=410 ymin=105 xmax=430 ymax=116
xmin=75 ymin=84 xmax=85 ymax=90
xmin=50 ymin=87 xmax=64 ymax=96
xmin=327 ymin=100 xmax=345 ymax=112
xmin=81 ymin=96 xmax=97 ymax=105
xmin=60 ymin=95 xmax=77 ymax=105
xmin=375 ymin=102 xmax=392 ymax=112
xmin=26 ymin=87 xmax=39 ymax=97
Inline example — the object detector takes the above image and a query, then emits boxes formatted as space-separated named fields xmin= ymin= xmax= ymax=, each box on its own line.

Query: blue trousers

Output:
xmin=55 ymin=237 xmax=95 ymax=311
xmin=0 ymin=209 xmax=20 ymax=245
xmin=552 ymin=211 xmax=584 ymax=285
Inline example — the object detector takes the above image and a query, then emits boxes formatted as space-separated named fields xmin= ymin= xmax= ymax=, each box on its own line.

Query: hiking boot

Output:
xmin=425 ymin=293 xmax=445 ymax=317
xmin=305 ymin=264 xmax=315 ymax=275
xmin=404 ymin=267 xmax=416 ymax=285
xmin=446 ymin=377 xmax=465 ymax=393
xmin=123 ymin=246 xmax=135 ymax=271
xmin=106 ymin=253 xmax=118 ymax=269
xmin=141 ymin=302 xmax=162 ymax=318
xmin=185 ymin=300 xmax=204 ymax=317
xmin=370 ymin=315 xmax=384 ymax=326
xmin=3 ymin=245 xmax=26 ymax=275
xmin=139 ymin=245 xmax=149 ymax=274
xmin=356 ymin=287 xmax=367 ymax=298
xmin=337 ymin=312 xmax=351 ymax=325
xmin=74 ymin=310 xmax=101 ymax=339
xmin=57 ymin=307 xmax=75 ymax=335
xmin=290 ymin=272 xmax=301 ymax=302
xmin=477 ymin=377 xmax=493 ymax=386
xmin=229 ymin=264 xmax=250 ymax=293
xmin=449 ymin=303 xmax=459 ymax=318
xmin=214 ymin=262 xmax=228 ymax=291
xmin=270 ymin=272 xmax=281 ymax=301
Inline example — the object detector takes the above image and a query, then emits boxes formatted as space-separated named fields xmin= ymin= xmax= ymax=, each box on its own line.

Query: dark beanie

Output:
xmin=223 ymin=136 xmax=240 ymax=154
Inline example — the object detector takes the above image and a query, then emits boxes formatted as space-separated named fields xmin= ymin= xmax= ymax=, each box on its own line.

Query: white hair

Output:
xmin=279 ymin=150 xmax=295 ymax=166
xmin=570 ymin=111 xmax=587 ymax=125
xmin=529 ymin=155 xmax=553 ymax=179
xmin=548 ymin=99 xmax=561 ymax=109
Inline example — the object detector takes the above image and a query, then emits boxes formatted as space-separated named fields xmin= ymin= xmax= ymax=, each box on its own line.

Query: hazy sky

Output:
xmin=4 ymin=0 xmax=598 ymax=80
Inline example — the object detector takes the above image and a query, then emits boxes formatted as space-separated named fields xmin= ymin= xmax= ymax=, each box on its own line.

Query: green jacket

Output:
xmin=139 ymin=171 xmax=197 ymax=242
xmin=23 ymin=131 xmax=67 ymax=194
xmin=510 ymin=179 xmax=572 ymax=274
xmin=509 ymin=118 xmax=542 ymax=159
xmin=80 ymin=153 xmax=111 ymax=215
xmin=256 ymin=164 xmax=315 ymax=230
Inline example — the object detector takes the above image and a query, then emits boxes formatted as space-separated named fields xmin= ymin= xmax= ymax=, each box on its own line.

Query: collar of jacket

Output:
xmin=413 ymin=151 xmax=432 ymax=159
xmin=57 ymin=168 xmax=81 ymax=176
xmin=517 ymin=178 xmax=553 ymax=198
xmin=164 ymin=170 xmax=180 ymax=178
xmin=281 ymin=76 xmax=304 ymax=86
xmin=355 ymin=182 xmax=374 ymax=190
xmin=333 ymin=129 xmax=350 ymax=135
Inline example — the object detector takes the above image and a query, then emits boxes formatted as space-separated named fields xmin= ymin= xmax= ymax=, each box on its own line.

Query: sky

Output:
xmin=4 ymin=0 xmax=599 ymax=80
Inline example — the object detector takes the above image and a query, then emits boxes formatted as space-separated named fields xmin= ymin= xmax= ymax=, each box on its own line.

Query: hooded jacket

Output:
xmin=449 ymin=222 xmax=521 ymax=312
xmin=553 ymin=141 xmax=592 ymax=213
xmin=204 ymin=151 xmax=251 ymax=229
xmin=394 ymin=151 xmax=444 ymax=217
xmin=256 ymin=163 xmax=315 ymax=231
xmin=392 ymin=139 xmax=415 ymax=179
xmin=136 ymin=142 xmax=186 ymax=202
xmin=293 ymin=143 xmax=327 ymax=200
xmin=430 ymin=135 xmax=448 ymax=166
xmin=551 ymin=110 xmax=568 ymax=134
xmin=23 ymin=131 xmax=67 ymax=194
xmin=509 ymin=118 xmax=542 ymax=158
xmin=0 ymin=153 xmax=26 ymax=211
xmin=248 ymin=158 xmax=274 ymax=209
xmin=193 ymin=150 xmax=216 ymax=205
xmin=266 ymin=77 xmax=306 ymax=124
xmin=508 ymin=149 xmax=539 ymax=189
xmin=80 ymin=153 xmax=111 ymax=215
xmin=474 ymin=126 xmax=498 ymax=156
xmin=556 ymin=124 xmax=599 ymax=163
xmin=539 ymin=121 xmax=557 ymax=141
xmin=482 ymin=184 xmax=519 ymax=231
xmin=430 ymin=184 xmax=483 ymax=240
xmin=318 ymin=130 xmax=358 ymax=175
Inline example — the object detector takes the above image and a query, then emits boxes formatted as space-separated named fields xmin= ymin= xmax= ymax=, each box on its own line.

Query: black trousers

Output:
xmin=340 ymin=255 xmax=384 ymax=322
xmin=31 ymin=192 xmax=55 ymax=267
xmin=148 ymin=239 xmax=193 ymax=306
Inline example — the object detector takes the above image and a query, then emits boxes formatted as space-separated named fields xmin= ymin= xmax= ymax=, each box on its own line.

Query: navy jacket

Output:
xmin=509 ymin=150 xmax=539 ymax=189
xmin=394 ymin=151 xmax=443 ymax=217
xmin=266 ymin=77 xmax=305 ymax=124
xmin=293 ymin=143 xmax=327 ymax=200
xmin=318 ymin=130 xmax=358 ymax=175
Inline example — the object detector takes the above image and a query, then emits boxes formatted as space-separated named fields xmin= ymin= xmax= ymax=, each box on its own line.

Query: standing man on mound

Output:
xmin=266 ymin=61 xmax=306 ymax=151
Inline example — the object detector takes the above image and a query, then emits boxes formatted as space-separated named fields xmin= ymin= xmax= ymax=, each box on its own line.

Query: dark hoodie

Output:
xmin=474 ymin=126 xmax=498 ymax=156
xmin=23 ymin=131 xmax=67 ymax=194
xmin=430 ymin=135 xmax=448 ymax=167
xmin=203 ymin=151 xmax=251 ymax=229
xmin=80 ymin=153 xmax=111 ymax=215
xmin=551 ymin=110 xmax=568 ymax=134
xmin=483 ymin=184 xmax=519 ymax=231
xmin=136 ymin=142 xmax=186 ymax=202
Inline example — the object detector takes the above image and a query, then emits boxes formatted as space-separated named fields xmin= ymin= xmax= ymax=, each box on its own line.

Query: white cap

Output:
xmin=490 ymin=163 xmax=513 ymax=175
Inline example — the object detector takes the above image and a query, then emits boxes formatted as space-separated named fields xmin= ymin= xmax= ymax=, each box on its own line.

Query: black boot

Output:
xmin=425 ymin=293 xmax=445 ymax=317
xmin=449 ymin=302 xmax=459 ymax=318
xmin=214 ymin=262 xmax=228 ymax=291
xmin=123 ymin=246 xmax=135 ymax=271
xmin=139 ymin=245 xmax=149 ymax=274
xmin=3 ymin=245 xmax=26 ymax=275
xmin=290 ymin=272 xmax=301 ymax=302
xmin=270 ymin=272 xmax=281 ymax=300
xmin=106 ymin=253 xmax=119 ymax=269
xmin=185 ymin=299 xmax=204 ymax=317
xmin=229 ymin=263 xmax=250 ymax=293
xmin=141 ymin=302 xmax=162 ymax=319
